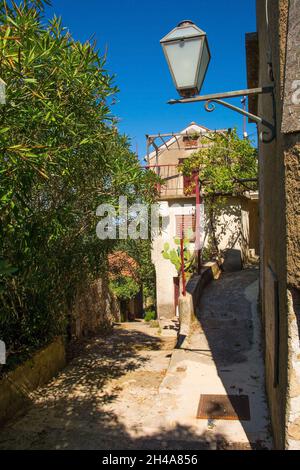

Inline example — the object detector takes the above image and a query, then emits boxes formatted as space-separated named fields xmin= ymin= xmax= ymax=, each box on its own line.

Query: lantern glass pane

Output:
xmin=164 ymin=37 xmax=203 ymax=89
xmin=196 ymin=40 xmax=210 ymax=92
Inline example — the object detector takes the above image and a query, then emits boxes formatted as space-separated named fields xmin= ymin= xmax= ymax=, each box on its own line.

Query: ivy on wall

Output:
xmin=179 ymin=129 xmax=258 ymax=256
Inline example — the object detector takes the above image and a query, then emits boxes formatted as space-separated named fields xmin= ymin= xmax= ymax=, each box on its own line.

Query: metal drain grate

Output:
xmin=197 ymin=394 xmax=251 ymax=421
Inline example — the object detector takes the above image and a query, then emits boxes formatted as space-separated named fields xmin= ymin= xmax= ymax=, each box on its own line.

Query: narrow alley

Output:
xmin=1 ymin=0 xmax=299 ymax=456
xmin=160 ymin=268 xmax=272 ymax=449
xmin=0 ymin=269 xmax=272 ymax=450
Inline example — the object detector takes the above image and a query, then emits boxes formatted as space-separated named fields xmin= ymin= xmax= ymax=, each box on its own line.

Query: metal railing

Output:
xmin=145 ymin=164 xmax=188 ymax=198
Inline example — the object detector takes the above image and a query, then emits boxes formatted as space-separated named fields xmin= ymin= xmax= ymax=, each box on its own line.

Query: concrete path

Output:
xmin=159 ymin=268 xmax=273 ymax=449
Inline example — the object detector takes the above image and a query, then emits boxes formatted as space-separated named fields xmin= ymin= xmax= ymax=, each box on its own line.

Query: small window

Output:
xmin=175 ymin=214 xmax=196 ymax=240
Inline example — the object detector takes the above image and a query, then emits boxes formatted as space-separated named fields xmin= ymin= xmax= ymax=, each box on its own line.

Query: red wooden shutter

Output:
xmin=175 ymin=214 xmax=196 ymax=240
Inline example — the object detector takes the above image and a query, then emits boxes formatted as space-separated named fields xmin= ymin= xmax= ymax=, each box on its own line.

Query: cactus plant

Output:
xmin=162 ymin=239 xmax=195 ymax=276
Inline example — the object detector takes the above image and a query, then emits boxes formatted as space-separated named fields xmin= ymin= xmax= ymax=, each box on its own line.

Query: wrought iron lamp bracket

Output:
xmin=168 ymin=86 xmax=276 ymax=143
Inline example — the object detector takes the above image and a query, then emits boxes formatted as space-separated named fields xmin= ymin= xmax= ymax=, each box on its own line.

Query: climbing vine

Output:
xmin=179 ymin=129 xmax=258 ymax=257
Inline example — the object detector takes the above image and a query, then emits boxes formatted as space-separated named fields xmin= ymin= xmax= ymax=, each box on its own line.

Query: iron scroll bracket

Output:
xmin=168 ymin=86 xmax=276 ymax=143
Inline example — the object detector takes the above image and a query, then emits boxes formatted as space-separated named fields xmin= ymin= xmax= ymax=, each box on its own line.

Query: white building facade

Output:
xmin=146 ymin=123 xmax=259 ymax=320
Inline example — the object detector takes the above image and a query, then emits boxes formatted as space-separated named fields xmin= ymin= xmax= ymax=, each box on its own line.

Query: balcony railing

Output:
xmin=146 ymin=164 xmax=196 ymax=198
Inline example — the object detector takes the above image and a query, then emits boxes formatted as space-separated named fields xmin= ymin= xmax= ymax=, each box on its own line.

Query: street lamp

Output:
xmin=160 ymin=20 xmax=210 ymax=98
xmin=161 ymin=20 xmax=275 ymax=143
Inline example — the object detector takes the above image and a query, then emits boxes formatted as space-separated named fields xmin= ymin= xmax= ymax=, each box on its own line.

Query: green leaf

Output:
xmin=0 ymin=260 xmax=18 ymax=276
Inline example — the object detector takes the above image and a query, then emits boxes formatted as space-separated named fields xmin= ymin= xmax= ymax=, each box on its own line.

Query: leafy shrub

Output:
xmin=109 ymin=276 xmax=140 ymax=301
xmin=144 ymin=310 xmax=156 ymax=322
xmin=115 ymin=239 xmax=156 ymax=306
xmin=0 ymin=1 xmax=158 ymax=361
xmin=179 ymin=129 xmax=258 ymax=255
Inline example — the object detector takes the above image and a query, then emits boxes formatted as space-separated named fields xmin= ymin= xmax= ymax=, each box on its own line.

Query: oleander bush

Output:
xmin=0 ymin=0 xmax=157 ymax=362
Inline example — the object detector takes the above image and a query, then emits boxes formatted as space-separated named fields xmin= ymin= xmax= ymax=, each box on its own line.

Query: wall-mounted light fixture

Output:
xmin=161 ymin=20 xmax=276 ymax=143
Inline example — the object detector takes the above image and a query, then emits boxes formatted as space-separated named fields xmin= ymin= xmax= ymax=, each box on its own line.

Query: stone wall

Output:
xmin=70 ymin=277 xmax=121 ymax=339
xmin=0 ymin=277 xmax=120 ymax=426
xmin=285 ymin=134 xmax=300 ymax=449
xmin=179 ymin=262 xmax=221 ymax=339
xmin=255 ymin=0 xmax=300 ymax=449
xmin=286 ymin=289 xmax=300 ymax=448
xmin=0 ymin=337 xmax=66 ymax=426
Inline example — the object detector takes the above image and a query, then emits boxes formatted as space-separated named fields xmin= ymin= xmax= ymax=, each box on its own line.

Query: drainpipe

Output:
xmin=195 ymin=174 xmax=202 ymax=274
xmin=180 ymin=221 xmax=186 ymax=296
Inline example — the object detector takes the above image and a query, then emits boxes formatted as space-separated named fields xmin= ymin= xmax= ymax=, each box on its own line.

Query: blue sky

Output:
xmin=45 ymin=0 xmax=257 ymax=159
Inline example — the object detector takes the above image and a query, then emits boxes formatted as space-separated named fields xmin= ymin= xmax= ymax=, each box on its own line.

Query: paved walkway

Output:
xmin=160 ymin=268 xmax=273 ymax=449
xmin=0 ymin=322 xmax=209 ymax=450
xmin=0 ymin=269 xmax=272 ymax=449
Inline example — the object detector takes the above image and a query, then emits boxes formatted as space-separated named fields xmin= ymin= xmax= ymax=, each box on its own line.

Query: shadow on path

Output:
xmin=186 ymin=268 xmax=272 ymax=448
xmin=0 ymin=324 xmax=234 ymax=450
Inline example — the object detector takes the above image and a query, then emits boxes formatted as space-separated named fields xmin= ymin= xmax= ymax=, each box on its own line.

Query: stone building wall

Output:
xmin=255 ymin=0 xmax=300 ymax=449
xmin=70 ymin=277 xmax=121 ymax=339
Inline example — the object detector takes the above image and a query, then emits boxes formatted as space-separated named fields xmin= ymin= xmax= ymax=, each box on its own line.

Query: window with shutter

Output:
xmin=175 ymin=214 xmax=196 ymax=241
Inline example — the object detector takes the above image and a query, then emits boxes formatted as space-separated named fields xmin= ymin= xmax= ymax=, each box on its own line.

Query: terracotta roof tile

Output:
xmin=108 ymin=251 xmax=139 ymax=281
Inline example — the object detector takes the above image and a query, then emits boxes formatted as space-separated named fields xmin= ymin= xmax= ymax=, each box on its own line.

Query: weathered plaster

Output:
xmin=152 ymin=197 xmax=257 ymax=319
